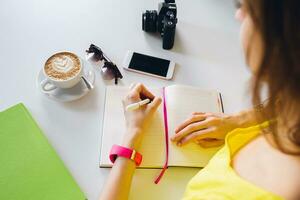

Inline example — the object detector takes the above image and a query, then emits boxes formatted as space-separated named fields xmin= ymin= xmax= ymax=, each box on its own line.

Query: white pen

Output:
xmin=126 ymin=99 xmax=151 ymax=111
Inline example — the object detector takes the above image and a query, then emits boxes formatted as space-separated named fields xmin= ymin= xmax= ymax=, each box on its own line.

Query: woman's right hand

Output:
xmin=170 ymin=112 xmax=240 ymax=148
xmin=122 ymin=83 xmax=162 ymax=150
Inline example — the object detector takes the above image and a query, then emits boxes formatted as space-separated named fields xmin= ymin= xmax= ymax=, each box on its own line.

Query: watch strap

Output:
xmin=109 ymin=144 xmax=142 ymax=166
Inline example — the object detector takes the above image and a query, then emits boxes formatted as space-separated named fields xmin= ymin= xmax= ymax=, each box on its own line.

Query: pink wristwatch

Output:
xmin=109 ymin=144 xmax=143 ymax=166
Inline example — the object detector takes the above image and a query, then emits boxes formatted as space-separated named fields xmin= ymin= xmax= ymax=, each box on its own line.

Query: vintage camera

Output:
xmin=142 ymin=0 xmax=177 ymax=50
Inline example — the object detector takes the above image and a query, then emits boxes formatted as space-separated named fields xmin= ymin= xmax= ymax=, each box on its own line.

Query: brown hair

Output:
xmin=241 ymin=0 xmax=300 ymax=154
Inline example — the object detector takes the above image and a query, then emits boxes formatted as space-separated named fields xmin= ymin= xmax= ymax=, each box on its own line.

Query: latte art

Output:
xmin=44 ymin=52 xmax=81 ymax=80
xmin=53 ymin=56 xmax=75 ymax=73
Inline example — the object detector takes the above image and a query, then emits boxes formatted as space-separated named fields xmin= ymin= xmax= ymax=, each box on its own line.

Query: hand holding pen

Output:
xmin=122 ymin=83 xmax=162 ymax=149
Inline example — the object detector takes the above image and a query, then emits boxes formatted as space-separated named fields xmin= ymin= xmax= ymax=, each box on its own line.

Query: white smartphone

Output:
xmin=123 ymin=51 xmax=175 ymax=80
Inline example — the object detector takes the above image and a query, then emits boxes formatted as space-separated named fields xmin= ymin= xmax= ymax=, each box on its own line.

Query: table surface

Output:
xmin=0 ymin=0 xmax=251 ymax=199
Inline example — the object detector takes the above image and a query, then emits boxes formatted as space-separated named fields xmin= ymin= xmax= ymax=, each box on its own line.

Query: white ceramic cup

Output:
xmin=40 ymin=52 xmax=83 ymax=92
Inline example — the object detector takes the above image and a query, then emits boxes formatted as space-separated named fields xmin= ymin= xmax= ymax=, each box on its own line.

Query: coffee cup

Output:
xmin=41 ymin=52 xmax=83 ymax=92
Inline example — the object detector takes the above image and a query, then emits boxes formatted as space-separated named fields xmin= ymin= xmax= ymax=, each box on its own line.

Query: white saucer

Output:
xmin=37 ymin=61 xmax=95 ymax=102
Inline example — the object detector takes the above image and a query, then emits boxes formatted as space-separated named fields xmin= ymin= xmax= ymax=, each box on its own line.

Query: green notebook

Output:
xmin=0 ymin=103 xmax=86 ymax=200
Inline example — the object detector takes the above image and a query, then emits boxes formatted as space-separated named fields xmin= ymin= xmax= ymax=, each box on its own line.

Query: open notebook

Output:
xmin=100 ymin=85 xmax=224 ymax=169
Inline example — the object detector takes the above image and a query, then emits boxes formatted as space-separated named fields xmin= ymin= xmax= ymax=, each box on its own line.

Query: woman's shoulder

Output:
xmin=264 ymin=129 xmax=300 ymax=199
xmin=234 ymin=134 xmax=300 ymax=200
xmin=270 ymin=154 xmax=300 ymax=200
xmin=269 ymin=145 xmax=300 ymax=200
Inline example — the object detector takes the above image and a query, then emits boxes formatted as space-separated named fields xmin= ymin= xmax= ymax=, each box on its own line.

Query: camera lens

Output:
xmin=142 ymin=10 xmax=158 ymax=32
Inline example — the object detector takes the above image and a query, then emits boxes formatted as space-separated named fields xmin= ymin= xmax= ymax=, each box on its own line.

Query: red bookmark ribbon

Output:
xmin=154 ymin=87 xmax=169 ymax=184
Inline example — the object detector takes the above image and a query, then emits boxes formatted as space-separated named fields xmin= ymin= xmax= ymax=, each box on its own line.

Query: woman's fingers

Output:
xmin=177 ymin=127 xmax=215 ymax=146
xmin=124 ymin=83 xmax=156 ymax=108
xmin=126 ymin=83 xmax=161 ymax=113
xmin=127 ymin=83 xmax=154 ymax=102
xmin=196 ymin=139 xmax=224 ymax=148
xmin=147 ymin=96 xmax=162 ymax=112
xmin=174 ymin=114 xmax=206 ymax=133
xmin=132 ymin=83 xmax=155 ymax=100
xmin=192 ymin=112 xmax=205 ymax=115
xmin=172 ymin=117 xmax=216 ymax=142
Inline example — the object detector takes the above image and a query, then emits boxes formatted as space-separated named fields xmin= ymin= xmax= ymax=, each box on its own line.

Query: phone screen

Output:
xmin=128 ymin=52 xmax=170 ymax=77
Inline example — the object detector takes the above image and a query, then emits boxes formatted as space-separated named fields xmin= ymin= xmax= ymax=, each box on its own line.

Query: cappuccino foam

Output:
xmin=44 ymin=52 xmax=81 ymax=80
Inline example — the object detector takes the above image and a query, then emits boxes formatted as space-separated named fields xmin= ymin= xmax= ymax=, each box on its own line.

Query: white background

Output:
xmin=0 ymin=0 xmax=251 ymax=199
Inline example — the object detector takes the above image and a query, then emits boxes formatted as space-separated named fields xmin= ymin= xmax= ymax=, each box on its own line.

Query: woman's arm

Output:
xmin=99 ymin=83 xmax=161 ymax=200
xmin=99 ymin=129 xmax=140 ymax=200
xmin=171 ymin=107 xmax=267 ymax=147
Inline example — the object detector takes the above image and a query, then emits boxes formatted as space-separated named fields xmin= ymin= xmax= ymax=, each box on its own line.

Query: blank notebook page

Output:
xmin=101 ymin=86 xmax=166 ymax=168
xmin=165 ymin=85 xmax=222 ymax=167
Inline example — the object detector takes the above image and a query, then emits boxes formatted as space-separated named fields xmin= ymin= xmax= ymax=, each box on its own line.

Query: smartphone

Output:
xmin=123 ymin=51 xmax=175 ymax=80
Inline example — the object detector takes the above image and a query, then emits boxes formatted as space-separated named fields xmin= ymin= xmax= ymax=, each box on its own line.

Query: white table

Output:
xmin=0 ymin=0 xmax=251 ymax=199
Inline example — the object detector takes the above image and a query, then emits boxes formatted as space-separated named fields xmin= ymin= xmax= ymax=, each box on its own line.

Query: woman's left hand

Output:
xmin=171 ymin=112 xmax=237 ymax=148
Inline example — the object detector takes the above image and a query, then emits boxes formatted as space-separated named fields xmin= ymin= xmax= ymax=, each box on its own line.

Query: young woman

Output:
xmin=100 ymin=0 xmax=300 ymax=199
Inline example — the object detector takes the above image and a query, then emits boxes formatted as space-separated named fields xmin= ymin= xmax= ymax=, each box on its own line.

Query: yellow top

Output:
xmin=183 ymin=122 xmax=283 ymax=200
